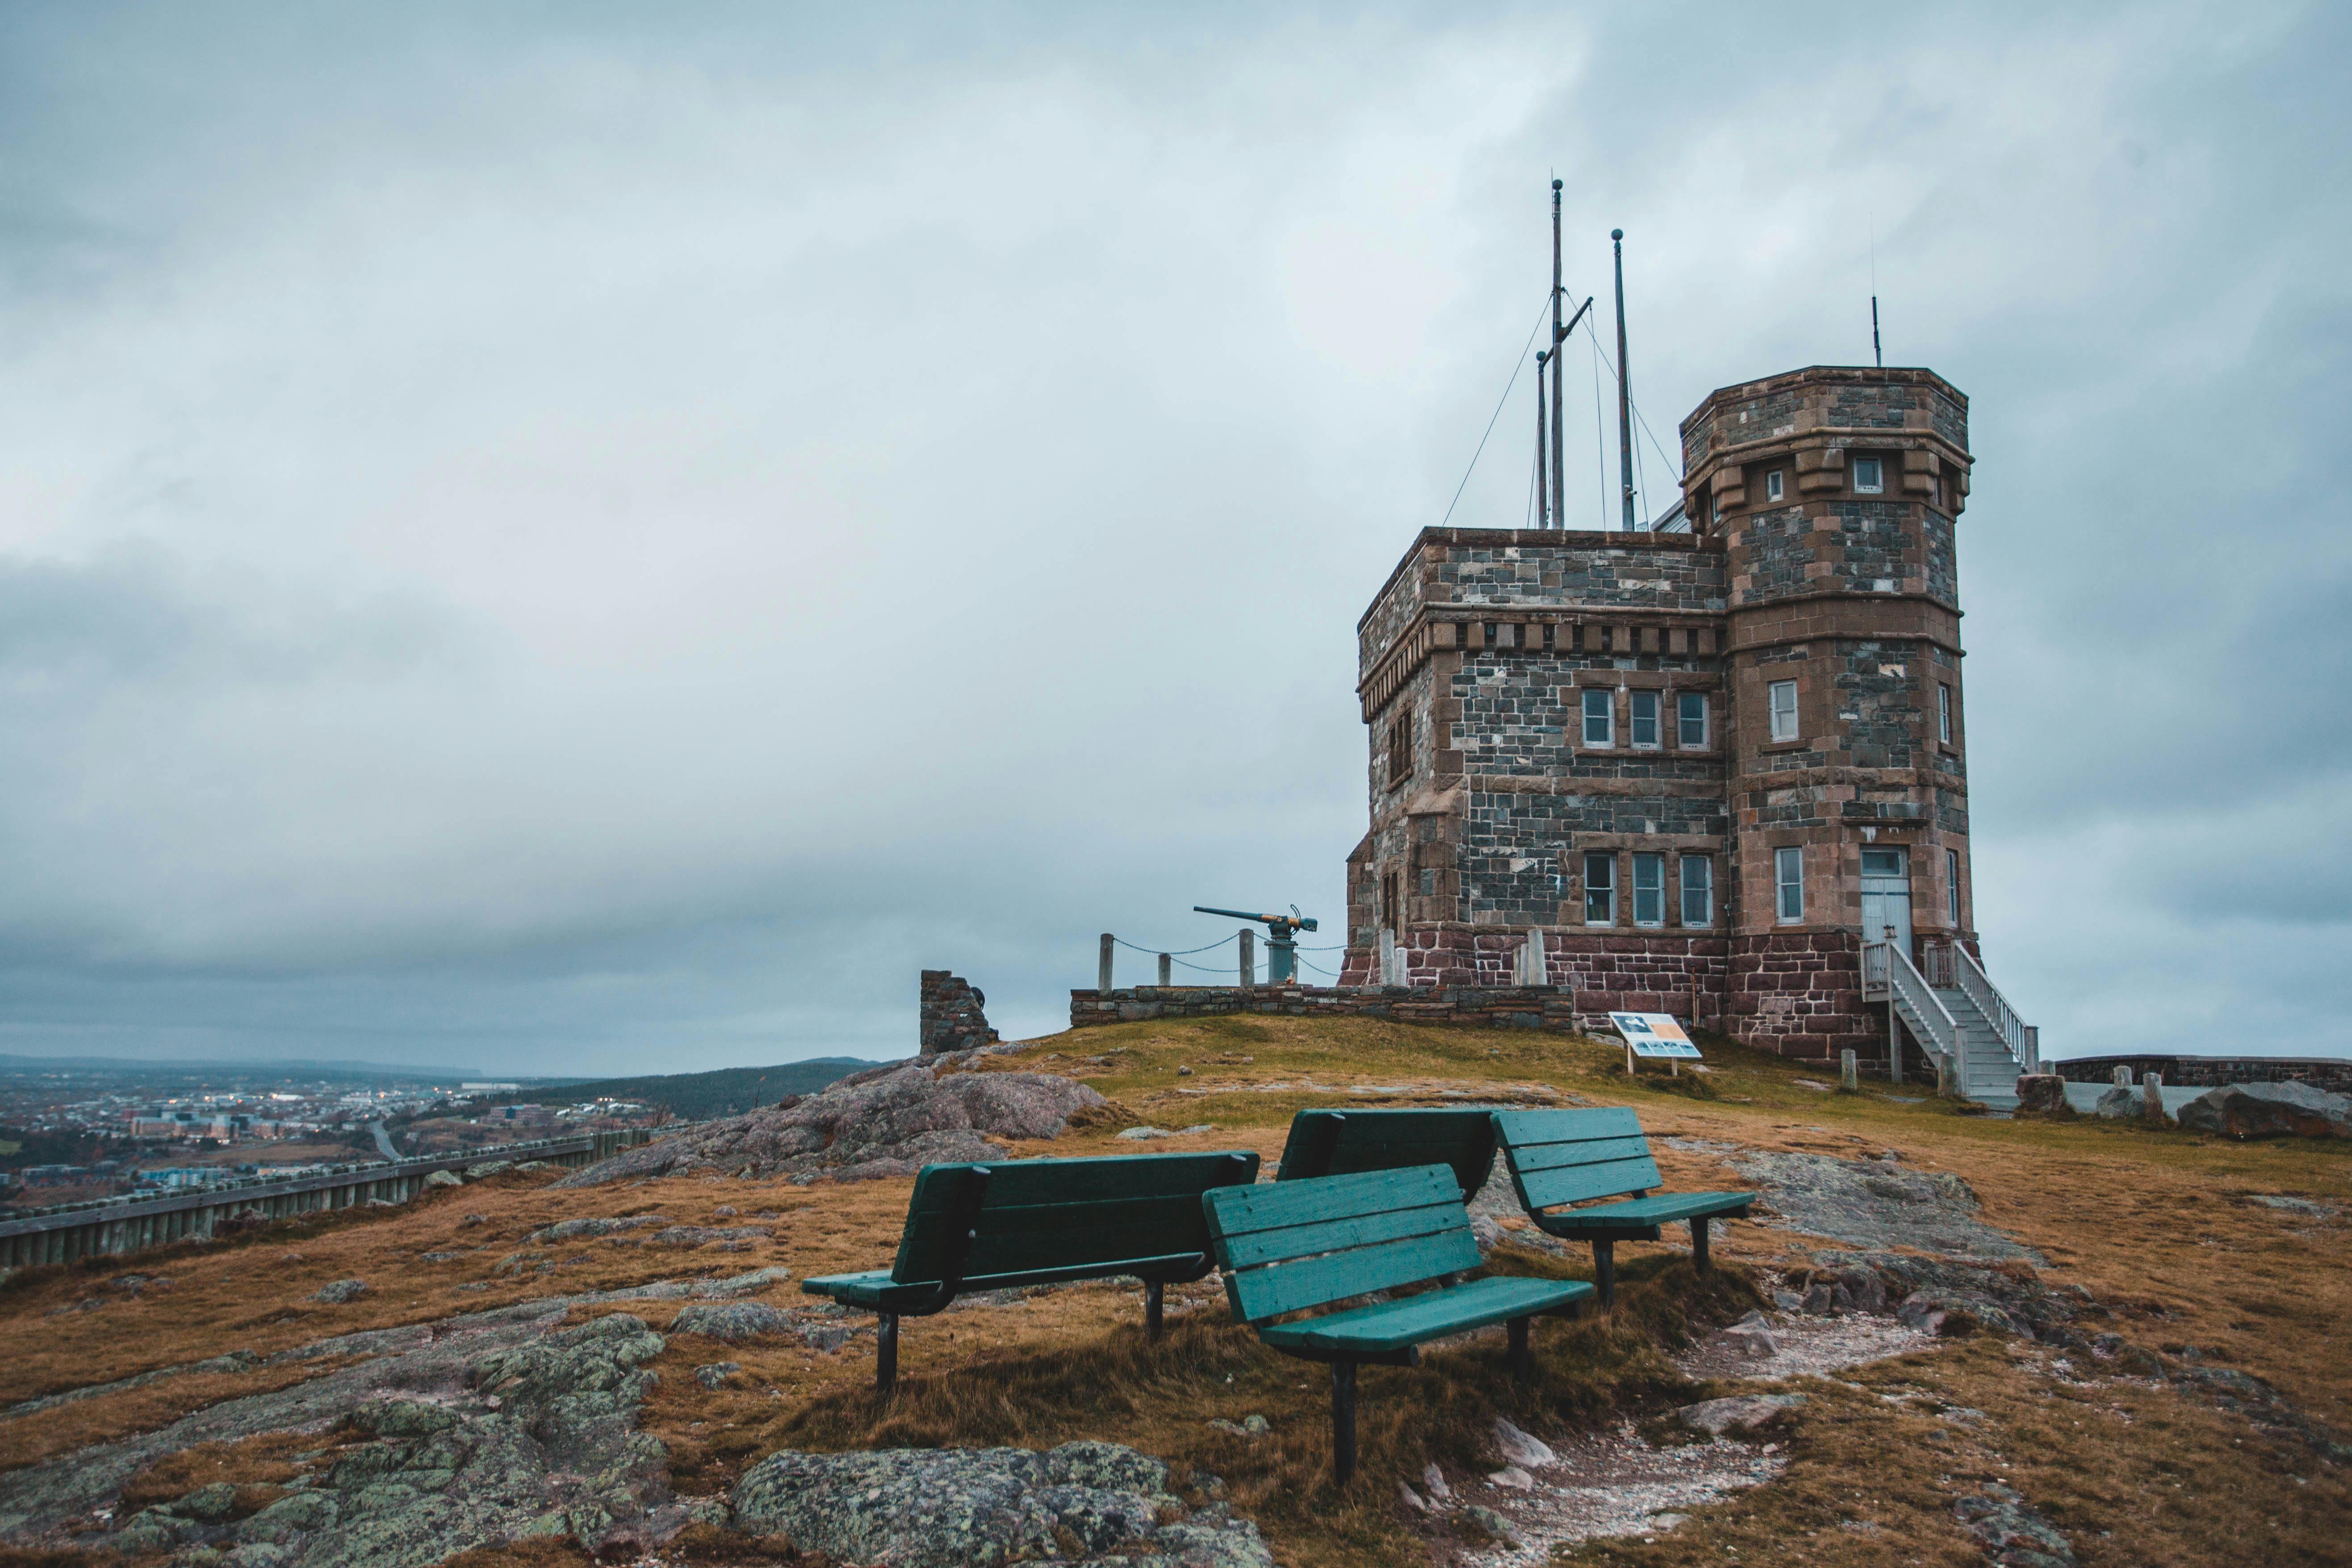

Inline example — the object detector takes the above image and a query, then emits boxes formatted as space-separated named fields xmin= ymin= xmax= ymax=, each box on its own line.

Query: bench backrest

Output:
xmin=890 ymin=1150 xmax=1260 ymax=1287
xmin=1491 ymin=1107 xmax=1659 ymax=1213
xmin=1274 ymin=1108 xmax=1498 ymax=1201
xmin=1201 ymin=1163 xmax=1479 ymax=1325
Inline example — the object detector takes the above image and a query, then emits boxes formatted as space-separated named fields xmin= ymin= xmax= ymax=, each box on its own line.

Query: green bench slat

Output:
xmin=1256 ymin=1275 xmax=1594 ymax=1355
xmin=1276 ymin=1109 xmax=1499 ymax=1200
xmin=805 ymin=1248 xmax=1214 ymax=1309
xmin=1205 ymin=1164 xmax=1483 ymax=1323
xmin=1227 ymin=1229 xmax=1482 ymax=1322
xmin=1210 ymin=1199 xmax=1466 ymax=1271
xmin=1206 ymin=1163 xmax=1459 ymax=1238
xmin=1495 ymin=1106 xmax=1644 ymax=1143
xmin=896 ymin=1200 xmax=1222 ymax=1278
xmin=1527 ymin=1192 xmax=1754 ymax=1232
xmin=1502 ymin=1133 xmax=1658 ymax=1175
xmin=889 ymin=1152 xmax=1256 ymax=1284
xmin=902 ymin=1150 xmax=1258 ymax=1208
xmin=1516 ymin=1154 xmax=1665 ymax=1211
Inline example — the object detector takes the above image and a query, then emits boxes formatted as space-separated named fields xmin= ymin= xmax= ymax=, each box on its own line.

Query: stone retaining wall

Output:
xmin=2052 ymin=1056 xmax=2352 ymax=1093
xmin=1072 ymin=983 xmax=1588 ymax=1037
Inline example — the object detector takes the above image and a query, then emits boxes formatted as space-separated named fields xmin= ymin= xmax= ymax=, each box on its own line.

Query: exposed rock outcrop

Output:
xmin=1727 ymin=1149 xmax=2040 ymax=1262
xmin=2177 ymin=1081 xmax=2352 ymax=1140
xmin=730 ymin=1440 xmax=1272 ymax=1568
xmin=1953 ymin=1482 xmax=2076 ymax=1566
xmin=0 ymin=1312 xmax=682 ymax=1565
xmin=557 ymin=1057 xmax=1106 ymax=1186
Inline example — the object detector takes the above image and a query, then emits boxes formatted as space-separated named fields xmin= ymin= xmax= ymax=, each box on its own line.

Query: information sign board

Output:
xmin=1607 ymin=1012 xmax=1703 ymax=1059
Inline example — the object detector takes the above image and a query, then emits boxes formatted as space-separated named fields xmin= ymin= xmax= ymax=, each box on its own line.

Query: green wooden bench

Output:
xmin=1490 ymin=1107 xmax=1754 ymax=1307
xmin=801 ymin=1149 xmax=1259 ymax=1390
xmin=1275 ymin=1107 xmax=1499 ymax=1201
xmin=1202 ymin=1162 xmax=1593 ymax=1483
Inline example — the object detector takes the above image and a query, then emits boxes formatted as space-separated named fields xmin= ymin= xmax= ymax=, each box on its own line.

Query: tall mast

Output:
xmin=1535 ymin=350 xmax=1548 ymax=530
xmin=1612 ymin=227 xmax=1635 ymax=531
xmin=1549 ymin=179 xmax=1565 ymax=530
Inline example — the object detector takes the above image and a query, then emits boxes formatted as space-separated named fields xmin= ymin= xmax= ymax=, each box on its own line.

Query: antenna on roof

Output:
xmin=1549 ymin=180 xmax=1565 ymax=530
xmin=1869 ymin=218 xmax=1882 ymax=368
xmin=1535 ymin=349 xmax=1548 ymax=530
xmin=1612 ymin=229 xmax=1635 ymax=532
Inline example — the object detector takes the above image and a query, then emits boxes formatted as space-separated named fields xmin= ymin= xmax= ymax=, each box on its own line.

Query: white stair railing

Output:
xmin=1951 ymin=943 xmax=2037 ymax=1075
xmin=1864 ymin=939 xmax=1965 ymax=1087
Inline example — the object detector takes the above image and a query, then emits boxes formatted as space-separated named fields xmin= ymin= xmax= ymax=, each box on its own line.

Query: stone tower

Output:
xmin=1340 ymin=364 xmax=1988 ymax=1075
xmin=1686 ymin=366 xmax=1975 ymax=1058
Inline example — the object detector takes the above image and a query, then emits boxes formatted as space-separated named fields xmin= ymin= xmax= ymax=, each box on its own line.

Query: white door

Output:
xmin=1859 ymin=849 xmax=1912 ymax=954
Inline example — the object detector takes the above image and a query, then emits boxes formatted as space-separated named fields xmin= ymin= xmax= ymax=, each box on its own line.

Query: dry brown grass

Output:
xmin=1 ymin=1014 xmax=2347 ymax=1566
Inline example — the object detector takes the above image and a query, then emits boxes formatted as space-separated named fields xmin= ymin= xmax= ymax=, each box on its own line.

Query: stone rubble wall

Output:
xmin=918 ymin=969 xmax=999 ymax=1057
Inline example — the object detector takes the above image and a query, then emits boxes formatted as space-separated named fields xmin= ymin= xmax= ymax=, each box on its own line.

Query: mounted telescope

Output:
xmin=1194 ymin=905 xmax=1318 ymax=985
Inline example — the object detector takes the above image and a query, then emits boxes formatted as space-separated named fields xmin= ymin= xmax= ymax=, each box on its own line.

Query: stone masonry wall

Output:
xmin=2052 ymin=1057 xmax=2352 ymax=1094
xmin=1335 ymin=927 xmax=1730 ymax=1031
xmin=919 ymin=970 xmax=999 ymax=1056
xmin=1727 ymin=932 xmax=1884 ymax=1069
xmin=1072 ymin=983 xmax=1589 ymax=1039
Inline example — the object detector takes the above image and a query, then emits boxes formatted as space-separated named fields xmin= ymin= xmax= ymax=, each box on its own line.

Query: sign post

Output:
xmin=1608 ymin=1012 xmax=1703 ymax=1077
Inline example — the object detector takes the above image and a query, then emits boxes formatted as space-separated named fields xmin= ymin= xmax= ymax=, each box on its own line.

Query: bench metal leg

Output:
xmin=1331 ymin=1360 xmax=1359 ymax=1485
xmin=1507 ymin=1315 xmax=1532 ymax=1379
xmin=876 ymin=1314 xmax=899 ymax=1393
xmin=1691 ymin=1216 xmax=1712 ymax=1273
xmin=1145 ymin=1280 xmax=1164 ymax=1341
xmin=1591 ymin=1240 xmax=1615 ymax=1309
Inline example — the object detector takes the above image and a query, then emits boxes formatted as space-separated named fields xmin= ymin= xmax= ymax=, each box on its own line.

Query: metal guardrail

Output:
xmin=0 ymin=1127 xmax=661 ymax=1270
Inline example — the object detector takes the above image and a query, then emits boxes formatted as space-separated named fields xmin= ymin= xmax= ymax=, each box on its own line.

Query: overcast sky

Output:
xmin=1 ymin=3 xmax=2345 ymax=1075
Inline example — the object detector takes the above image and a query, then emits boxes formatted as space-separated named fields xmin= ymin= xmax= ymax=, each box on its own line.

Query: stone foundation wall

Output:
xmin=1337 ymin=927 xmax=1731 ymax=1029
xmin=2052 ymin=1056 xmax=2352 ymax=1093
xmin=1071 ymin=984 xmax=1589 ymax=1036
xmin=1727 ymin=931 xmax=1883 ymax=1069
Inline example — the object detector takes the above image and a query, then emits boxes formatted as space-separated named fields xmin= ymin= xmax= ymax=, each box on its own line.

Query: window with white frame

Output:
xmin=1678 ymin=691 xmax=1708 ymax=748
xmin=1853 ymin=456 xmax=1884 ymax=494
xmin=1774 ymin=846 xmax=1804 ymax=922
xmin=1680 ymin=854 xmax=1713 ymax=926
xmin=1583 ymin=852 xmax=1616 ymax=924
xmin=1582 ymin=688 xmax=1613 ymax=747
xmin=1768 ymin=679 xmax=1799 ymax=742
xmin=1938 ymin=683 xmax=1954 ymax=745
xmin=1765 ymin=469 xmax=1785 ymax=503
xmin=1632 ymin=853 xmax=1665 ymax=926
xmin=1946 ymin=849 xmax=1962 ymax=925
xmin=1630 ymin=690 xmax=1660 ymax=748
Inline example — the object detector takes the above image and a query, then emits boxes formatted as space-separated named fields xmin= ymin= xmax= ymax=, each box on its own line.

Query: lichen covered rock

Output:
xmin=670 ymin=1301 xmax=791 ymax=1343
xmin=0 ymin=1312 xmax=681 ymax=1568
xmin=730 ymin=1440 xmax=1272 ymax=1568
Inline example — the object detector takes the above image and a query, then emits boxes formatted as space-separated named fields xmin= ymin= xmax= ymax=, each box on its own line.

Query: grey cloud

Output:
xmin=0 ymin=3 xmax=2344 ymax=1071
xmin=0 ymin=548 xmax=471 ymax=690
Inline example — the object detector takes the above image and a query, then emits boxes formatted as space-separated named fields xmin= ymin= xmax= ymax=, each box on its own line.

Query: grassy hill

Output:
xmin=2 ymin=1016 xmax=2344 ymax=1567
xmin=492 ymin=1057 xmax=879 ymax=1121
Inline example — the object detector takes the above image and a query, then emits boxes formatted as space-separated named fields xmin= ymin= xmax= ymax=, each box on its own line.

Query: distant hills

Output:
xmin=491 ymin=1058 xmax=883 ymax=1121
xmin=0 ymin=1054 xmax=487 ymax=1085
